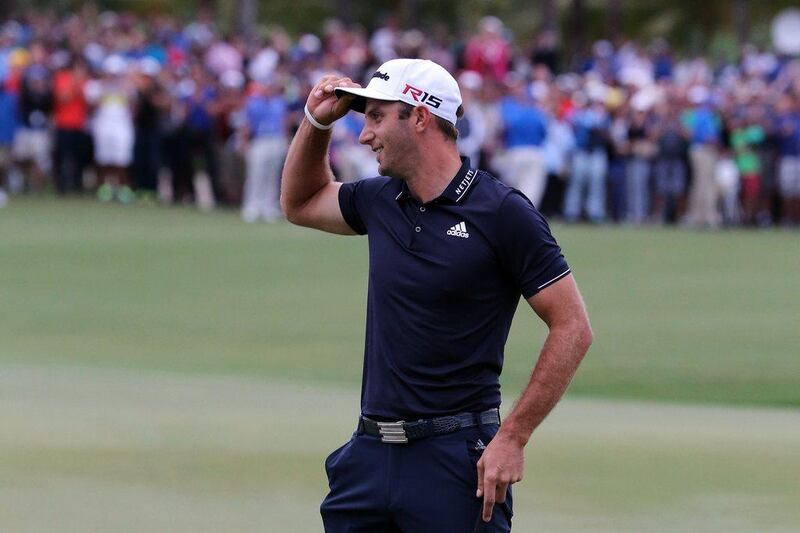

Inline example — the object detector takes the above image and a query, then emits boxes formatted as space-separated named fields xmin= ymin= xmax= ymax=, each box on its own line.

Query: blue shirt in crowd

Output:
xmin=0 ymin=89 xmax=17 ymax=146
xmin=572 ymin=107 xmax=608 ymax=150
xmin=499 ymin=96 xmax=548 ymax=148
xmin=184 ymin=86 xmax=216 ymax=131
xmin=775 ymin=112 xmax=800 ymax=157
xmin=338 ymin=158 xmax=570 ymax=419
xmin=245 ymin=94 xmax=287 ymax=138
xmin=682 ymin=105 xmax=721 ymax=145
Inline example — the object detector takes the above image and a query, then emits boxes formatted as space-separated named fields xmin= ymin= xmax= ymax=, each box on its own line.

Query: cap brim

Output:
xmin=334 ymin=86 xmax=399 ymax=114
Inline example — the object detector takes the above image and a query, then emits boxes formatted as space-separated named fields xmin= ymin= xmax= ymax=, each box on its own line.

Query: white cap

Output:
xmin=220 ymin=69 xmax=245 ymax=89
xmin=334 ymin=58 xmax=462 ymax=125
xmin=103 ymin=54 xmax=127 ymax=76
xmin=139 ymin=57 xmax=161 ymax=77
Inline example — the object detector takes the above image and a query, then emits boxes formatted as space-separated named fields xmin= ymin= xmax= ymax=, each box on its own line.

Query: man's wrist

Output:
xmin=498 ymin=421 xmax=531 ymax=447
xmin=304 ymin=104 xmax=333 ymax=130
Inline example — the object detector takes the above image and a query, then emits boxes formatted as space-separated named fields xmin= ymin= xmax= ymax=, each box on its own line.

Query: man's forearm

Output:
xmin=500 ymin=322 xmax=592 ymax=445
xmin=280 ymin=119 xmax=335 ymax=217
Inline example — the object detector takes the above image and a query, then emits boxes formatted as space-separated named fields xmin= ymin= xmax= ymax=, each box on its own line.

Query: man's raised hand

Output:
xmin=306 ymin=75 xmax=359 ymax=127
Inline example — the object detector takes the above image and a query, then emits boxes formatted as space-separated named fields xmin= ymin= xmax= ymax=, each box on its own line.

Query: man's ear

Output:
xmin=413 ymin=105 xmax=433 ymax=132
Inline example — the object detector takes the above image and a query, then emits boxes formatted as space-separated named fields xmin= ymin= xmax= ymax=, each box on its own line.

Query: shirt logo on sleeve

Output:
xmin=446 ymin=221 xmax=470 ymax=238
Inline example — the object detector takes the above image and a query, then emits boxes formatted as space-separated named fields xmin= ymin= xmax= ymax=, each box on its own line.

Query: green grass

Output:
xmin=2 ymin=366 xmax=799 ymax=532
xmin=1 ymin=197 xmax=797 ymax=406
xmin=2 ymin=197 xmax=799 ymax=532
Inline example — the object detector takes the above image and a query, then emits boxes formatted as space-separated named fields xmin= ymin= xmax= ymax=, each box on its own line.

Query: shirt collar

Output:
xmin=394 ymin=157 xmax=478 ymax=204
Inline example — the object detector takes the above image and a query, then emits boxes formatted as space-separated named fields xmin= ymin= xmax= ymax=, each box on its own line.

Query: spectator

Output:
xmin=15 ymin=49 xmax=53 ymax=192
xmin=715 ymin=148 xmax=741 ymax=225
xmin=85 ymin=55 xmax=135 ymax=203
xmin=682 ymin=85 xmax=722 ymax=228
xmin=182 ymin=63 xmax=221 ymax=209
xmin=497 ymin=76 xmax=549 ymax=207
xmin=564 ymin=94 xmax=609 ymax=223
xmin=607 ymin=104 xmax=629 ymax=223
xmin=132 ymin=58 xmax=167 ymax=197
xmin=240 ymin=77 xmax=288 ymax=222
xmin=215 ymin=69 xmax=247 ymax=206
xmin=0 ymin=75 xmax=16 ymax=200
xmin=464 ymin=16 xmax=510 ymax=83
xmin=539 ymin=86 xmax=575 ymax=218
xmin=455 ymin=71 xmax=486 ymax=172
xmin=626 ymin=107 xmax=657 ymax=223
xmin=731 ymin=106 xmax=766 ymax=225
xmin=775 ymin=94 xmax=800 ymax=225
xmin=652 ymin=103 xmax=689 ymax=223
xmin=52 ymin=57 xmax=89 ymax=194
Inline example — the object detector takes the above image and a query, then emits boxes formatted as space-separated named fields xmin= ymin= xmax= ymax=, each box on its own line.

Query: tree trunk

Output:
xmin=607 ymin=0 xmax=622 ymax=41
xmin=569 ymin=0 xmax=587 ymax=70
xmin=540 ymin=0 xmax=558 ymax=31
xmin=236 ymin=0 xmax=258 ymax=43
xmin=733 ymin=0 xmax=749 ymax=45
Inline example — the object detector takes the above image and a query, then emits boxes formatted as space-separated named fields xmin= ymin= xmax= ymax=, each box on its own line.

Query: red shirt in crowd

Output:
xmin=53 ymin=69 xmax=88 ymax=130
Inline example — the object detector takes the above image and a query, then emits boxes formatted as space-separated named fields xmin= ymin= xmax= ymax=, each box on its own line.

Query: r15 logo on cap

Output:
xmin=402 ymin=84 xmax=443 ymax=109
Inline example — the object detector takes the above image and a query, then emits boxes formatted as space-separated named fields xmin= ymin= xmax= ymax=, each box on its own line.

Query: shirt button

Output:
xmin=420 ymin=206 xmax=426 ymax=212
xmin=415 ymin=226 xmax=421 ymax=233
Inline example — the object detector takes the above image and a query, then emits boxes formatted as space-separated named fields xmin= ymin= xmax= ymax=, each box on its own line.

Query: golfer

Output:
xmin=281 ymin=59 xmax=593 ymax=532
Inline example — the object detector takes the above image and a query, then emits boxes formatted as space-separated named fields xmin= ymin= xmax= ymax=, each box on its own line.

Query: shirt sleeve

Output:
xmin=338 ymin=177 xmax=389 ymax=235
xmin=496 ymin=190 xmax=571 ymax=299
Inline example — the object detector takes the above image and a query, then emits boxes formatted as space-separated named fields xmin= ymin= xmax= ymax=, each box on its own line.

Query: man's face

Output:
xmin=359 ymin=100 xmax=416 ymax=179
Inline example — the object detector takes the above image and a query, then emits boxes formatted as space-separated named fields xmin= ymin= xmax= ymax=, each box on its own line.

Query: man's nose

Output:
xmin=358 ymin=126 xmax=374 ymax=145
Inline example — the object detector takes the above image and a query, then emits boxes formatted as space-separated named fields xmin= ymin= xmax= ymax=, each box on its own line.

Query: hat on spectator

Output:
xmin=687 ymin=85 xmax=710 ymax=105
xmin=139 ymin=57 xmax=161 ymax=77
xmin=220 ymin=69 xmax=245 ymax=90
xmin=458 ymin=71 xmax=483 ymax=91
xmin=103 ymin=55 xmax=127 ymax=76
xmin=479 ymin=16 xmax=504 ymax=35
xmin=334 ymin=58 xmax=462 ymax=125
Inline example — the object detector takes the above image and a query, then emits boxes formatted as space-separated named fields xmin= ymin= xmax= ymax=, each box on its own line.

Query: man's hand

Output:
xmin=476 ymin=431 xmax=525 ymax=522
xmin=306 ymin=75 xmax=359 ymax=127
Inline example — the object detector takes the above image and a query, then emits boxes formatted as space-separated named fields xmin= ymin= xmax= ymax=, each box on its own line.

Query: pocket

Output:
xmin=465 ymin=424 xmax=499 ymax=459
xmin=465 ymin=426 xmax=514 ymax=522
xmin=324 ymin=438 xmax=353 ymax=483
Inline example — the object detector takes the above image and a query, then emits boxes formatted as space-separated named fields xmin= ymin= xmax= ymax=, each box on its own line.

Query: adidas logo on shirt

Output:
xmin=446 ymin=221 xmax=469 ymax=238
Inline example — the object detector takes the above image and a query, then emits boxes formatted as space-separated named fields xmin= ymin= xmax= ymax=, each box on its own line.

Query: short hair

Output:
xmin=397 ymin=102 xmax=462 ymax=142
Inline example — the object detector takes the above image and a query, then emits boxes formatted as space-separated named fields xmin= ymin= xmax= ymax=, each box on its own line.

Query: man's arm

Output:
xmin=280 ymin=75 xmax=359 ymax=234
xmin=476 ymin=273 xmax=593 ymax=522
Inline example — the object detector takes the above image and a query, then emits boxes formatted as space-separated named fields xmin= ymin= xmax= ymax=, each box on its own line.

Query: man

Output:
xmin=497 ymin=75 xmax=549 ymax=207
xmin=240 ymin=76 xmax=288 ymax=222
xmin=281 ymin=59 xmax=592 ymax=531
xmin=681 ymin=85 xmax=722 ymax=228
xmin=52 ymin=57 xmax=90 ymax=195
xmin=563 ymin=92 xmax=609 ymax=223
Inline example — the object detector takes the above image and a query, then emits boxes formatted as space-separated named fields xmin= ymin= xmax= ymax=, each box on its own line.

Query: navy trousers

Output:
xmin=321 ymin=422 xmax=513 ymax=532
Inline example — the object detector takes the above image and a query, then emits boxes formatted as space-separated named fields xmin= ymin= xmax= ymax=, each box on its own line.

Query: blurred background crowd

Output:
xmin=2 ymin=3 xmax=800 ymax=227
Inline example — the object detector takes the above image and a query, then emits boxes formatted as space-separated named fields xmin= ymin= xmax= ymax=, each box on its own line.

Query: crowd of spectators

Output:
xmin=1 ymin=8 xmax=800 ymax=228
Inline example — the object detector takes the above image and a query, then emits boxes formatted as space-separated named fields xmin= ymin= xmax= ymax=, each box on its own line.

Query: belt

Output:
xmin=358 ymin=408 xmax=500 ymax=444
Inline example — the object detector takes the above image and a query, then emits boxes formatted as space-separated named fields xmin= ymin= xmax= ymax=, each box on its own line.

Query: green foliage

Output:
xmin=9 ymin=0 xmax=800 ymax=56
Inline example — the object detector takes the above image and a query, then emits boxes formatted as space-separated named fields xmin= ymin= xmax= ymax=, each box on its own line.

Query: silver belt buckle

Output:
xmin=377 ymin=421 xmax=408 ymax=444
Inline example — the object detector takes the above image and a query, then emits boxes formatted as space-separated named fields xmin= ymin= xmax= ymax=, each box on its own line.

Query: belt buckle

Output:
xmin=377 ymin=421 xmax=408 ymax=444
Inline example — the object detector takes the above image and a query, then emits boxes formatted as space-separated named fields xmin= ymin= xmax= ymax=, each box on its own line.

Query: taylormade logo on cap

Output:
xmin=335 ymin=58 xmax=462 ymax=125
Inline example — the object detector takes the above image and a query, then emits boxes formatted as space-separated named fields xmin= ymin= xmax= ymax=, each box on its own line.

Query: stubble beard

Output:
xmin=379 ymin=134 xmax=417 ymax=182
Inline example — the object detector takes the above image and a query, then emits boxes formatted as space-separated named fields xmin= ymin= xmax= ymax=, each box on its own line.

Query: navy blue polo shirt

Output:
xmin=338 ymin=158 xmax=570 ymax=420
